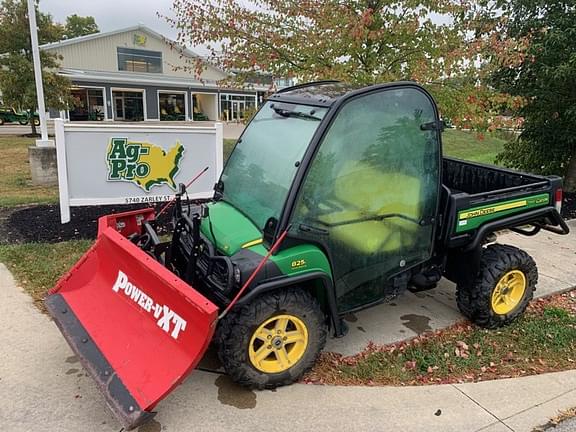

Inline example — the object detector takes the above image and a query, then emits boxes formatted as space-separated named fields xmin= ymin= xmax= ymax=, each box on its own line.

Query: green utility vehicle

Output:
xmin=46 ymin=81 xmax=570 ymax=429
xmin=0 ymin=107 xmax=40 ymax=126
xmin=194 ymin=81 xmax=569 ymax=387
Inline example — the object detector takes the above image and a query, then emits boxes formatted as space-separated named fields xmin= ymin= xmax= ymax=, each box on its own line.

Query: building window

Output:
xmin=192 ymin=93 xmax=217 ymax=121
xmin=159 ymin=92 xmax=186 ymax=121
xmin=70 ymin=88 xmax=105 ymax=121
xmin=117 ymin=47 xmax=162 ymax=73
xmin=219 ymin=94 xmax=257 ymax=122
xmin=274 ymin=78 xmax=295 ymax=89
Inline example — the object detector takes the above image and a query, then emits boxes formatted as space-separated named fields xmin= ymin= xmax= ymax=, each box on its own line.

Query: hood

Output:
xmin=200 ymin=201 xmax=263 ymax=256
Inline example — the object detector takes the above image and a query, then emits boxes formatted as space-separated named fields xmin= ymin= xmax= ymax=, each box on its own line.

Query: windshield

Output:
xmin=221 ymin=101 xmax=327 ymax=230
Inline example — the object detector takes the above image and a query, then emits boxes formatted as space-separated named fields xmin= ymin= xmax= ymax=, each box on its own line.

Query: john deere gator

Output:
xmin=46 ymin=81 xmax=569 ymax=429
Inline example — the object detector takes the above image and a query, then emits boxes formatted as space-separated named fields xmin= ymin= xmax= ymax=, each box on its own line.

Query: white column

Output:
xmin=215 ymin=122 xmax=224 ymax=176
xmin=27 ymin=0 xmax=53 ymax=147
xmin=54 ymin=119 xmax=70 ymax=223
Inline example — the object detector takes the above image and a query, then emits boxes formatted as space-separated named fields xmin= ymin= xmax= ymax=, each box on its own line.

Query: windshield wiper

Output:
xmin=272 ymin=107 xmax=321 ymax=121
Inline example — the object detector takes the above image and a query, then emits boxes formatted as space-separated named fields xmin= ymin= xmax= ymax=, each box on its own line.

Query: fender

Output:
xmin=463 ymin=207 xmax=569 ymax=252
xmin=236 ymin=271 xmax=346 ymax=337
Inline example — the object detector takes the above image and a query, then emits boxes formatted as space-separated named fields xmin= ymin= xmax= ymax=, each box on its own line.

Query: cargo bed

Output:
xmin=443 ymin=157 xmax=547 ymax=196
xmin=441 ymin=157 xmax=568 ymax=247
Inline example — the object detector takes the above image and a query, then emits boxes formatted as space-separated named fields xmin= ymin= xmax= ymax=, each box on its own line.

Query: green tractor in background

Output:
xmin=0 ymin=107 xmax=40 ymax=126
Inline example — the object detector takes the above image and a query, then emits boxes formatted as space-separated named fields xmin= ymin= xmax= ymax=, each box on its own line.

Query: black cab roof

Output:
xmin=268 ymin=81 xmax=361 ymax=107
xmin=268 ymin=80 xmax=419 ymax=107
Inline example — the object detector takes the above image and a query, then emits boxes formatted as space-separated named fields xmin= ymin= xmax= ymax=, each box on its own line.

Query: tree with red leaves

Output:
xmin=168 ymin=0 xmax=523 ymax=131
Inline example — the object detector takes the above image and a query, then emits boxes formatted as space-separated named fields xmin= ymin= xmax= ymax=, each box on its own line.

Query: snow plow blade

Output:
xmin=45 ymin=209 xmax=219 ymax=430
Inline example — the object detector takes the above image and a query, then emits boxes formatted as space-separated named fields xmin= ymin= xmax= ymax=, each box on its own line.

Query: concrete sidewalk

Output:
xmin=1 ymin=221 xmax=575 ymax=431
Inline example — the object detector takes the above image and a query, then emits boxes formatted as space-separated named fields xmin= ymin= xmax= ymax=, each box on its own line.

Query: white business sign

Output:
xmin=55 ymin=119 xmax=223 ymax=223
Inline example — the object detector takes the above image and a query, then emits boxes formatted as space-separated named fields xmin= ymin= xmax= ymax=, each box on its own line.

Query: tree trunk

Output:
xmin=564 ymin=146 xmax=576 ymax=193
xmin=29 ymin=109 xmax=37 ymax=136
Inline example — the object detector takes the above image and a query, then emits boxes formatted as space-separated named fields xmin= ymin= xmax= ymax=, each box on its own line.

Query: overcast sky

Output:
xmin=40 ymin=0 xmax=177 ymax=38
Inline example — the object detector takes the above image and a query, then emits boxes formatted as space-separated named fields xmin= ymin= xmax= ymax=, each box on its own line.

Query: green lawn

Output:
xmin=0 ymin=240 xmax=92 ymax=310
xmin=0 ymin=135 xmax=59 ymax=207
xmin=227 ymin=131 xmax=507 ymax=165
xmin=224 ymin=138 xmax=236 ymax=162
xmin=442 ymin=129 xmax=507 ymax=165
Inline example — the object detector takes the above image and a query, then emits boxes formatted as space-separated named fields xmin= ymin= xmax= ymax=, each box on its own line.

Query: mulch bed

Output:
xmin=0 ymin=202 xmax=178 ymax=245
xmin=0 ymin=192 xmax=574 ymax=245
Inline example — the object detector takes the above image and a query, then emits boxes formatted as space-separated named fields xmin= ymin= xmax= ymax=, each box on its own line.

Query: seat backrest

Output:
xmin=333 ymin=161 xmax=422 ymax=218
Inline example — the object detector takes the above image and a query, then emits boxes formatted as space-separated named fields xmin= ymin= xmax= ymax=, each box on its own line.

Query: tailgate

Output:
xmin=45 ymin=212 xmax=218 ymax=430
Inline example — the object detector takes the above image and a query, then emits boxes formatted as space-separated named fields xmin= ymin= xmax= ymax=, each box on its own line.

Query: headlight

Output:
xmin=233 ymin=266 xmax=242 ymax=284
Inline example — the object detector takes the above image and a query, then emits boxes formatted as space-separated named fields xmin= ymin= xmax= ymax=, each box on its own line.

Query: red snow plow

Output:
xmin=45 ymin=208 xmax=218 ymax=429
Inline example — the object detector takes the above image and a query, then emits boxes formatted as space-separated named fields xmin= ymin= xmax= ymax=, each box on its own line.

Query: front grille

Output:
xmin=207 ymin=258 xmax=230 ymax=289
xmin=197 ymin=242 xmax=231 ymax=292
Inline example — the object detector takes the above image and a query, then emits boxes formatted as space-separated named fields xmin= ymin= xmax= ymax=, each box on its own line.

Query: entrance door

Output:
xmin=114 ymin=96 xmax=125 ymax=120
xmin=291 ymin=87 xmax=441 ymax=311
xmin=112 ymin=91 xmax=144 ymax=121
xmin=231 ymin=100 xmax=245 ymax=121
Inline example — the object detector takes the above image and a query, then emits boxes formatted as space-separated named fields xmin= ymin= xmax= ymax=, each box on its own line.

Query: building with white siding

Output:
xmin=41 ymin=25 xmax=271 ymax=122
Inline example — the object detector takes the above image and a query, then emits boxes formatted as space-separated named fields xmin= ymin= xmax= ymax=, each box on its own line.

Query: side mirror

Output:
xmin=178 ymin=183 xmax=187 ymax=196
xmin=173 ymin=183 xmax=187 ymax=218
xmin=420 ymin=120 xmax=451 ymax=132
xmin=214 ymin=180 xmax=224 ymax=200
xmin=263 ymin=217 xmax=278 ymax=244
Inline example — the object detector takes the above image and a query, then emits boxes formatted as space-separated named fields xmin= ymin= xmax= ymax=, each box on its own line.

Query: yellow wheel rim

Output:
xmin=248 ymin=314 xmax=309 ymax=374
xmin=491 ymin=270 xmax=527 ymax=315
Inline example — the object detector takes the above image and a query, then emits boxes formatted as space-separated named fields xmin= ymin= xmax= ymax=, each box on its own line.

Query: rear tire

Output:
xmin=216 ymin=287 xmax=327 ymax=389
xmin=0 ymin=118 xmax=4 ymax=125
xmin=18 ymin=120 xmax=28 ymax=125
xmin=456 ymin=244 xmax=538 ymax=329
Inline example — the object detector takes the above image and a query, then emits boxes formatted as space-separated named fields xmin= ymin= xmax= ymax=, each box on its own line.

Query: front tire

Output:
xmin=216 ymin=287 xmax=327 ymax=389
xmin=456 ymin=244 xmax=537 ymax=329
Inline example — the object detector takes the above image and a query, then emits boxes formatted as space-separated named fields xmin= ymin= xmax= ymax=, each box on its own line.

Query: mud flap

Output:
xmin=45 ymin=210 xmax=219 ymax=430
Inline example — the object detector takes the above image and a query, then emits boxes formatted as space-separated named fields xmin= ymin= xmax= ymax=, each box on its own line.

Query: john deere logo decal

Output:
xmin=133 ymin=34 xmax=147 ymax=46
xmin=106 ymin=138 xmax=184 ymax=191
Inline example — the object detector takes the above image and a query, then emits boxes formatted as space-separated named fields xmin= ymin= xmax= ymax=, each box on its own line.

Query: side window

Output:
xmin=293 ymin=87 xmax=440 ymax=310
